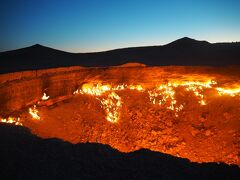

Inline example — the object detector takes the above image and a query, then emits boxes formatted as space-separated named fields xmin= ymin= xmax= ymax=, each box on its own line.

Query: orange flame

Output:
xmin=70 ymin=79 xmax=240 ymax=122
xmin=101 ymin=92 xmax=122 ymax=123
xmin=29 ymin=105 xmax=40 ymax=120
xmin=41 ymin=93 xmax=50 ymax=100
xmin=0 ymin=117 xmax=22 ymax=126
xmin=216 ymin=87 xmax=240 ymax=97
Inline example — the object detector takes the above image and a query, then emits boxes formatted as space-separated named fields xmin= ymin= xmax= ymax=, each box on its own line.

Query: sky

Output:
xmin=0 ymin=0 xmax=240 ymax=52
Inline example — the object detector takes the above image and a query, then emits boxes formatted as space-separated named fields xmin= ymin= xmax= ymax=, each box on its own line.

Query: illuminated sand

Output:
xmin=0 ymin=65 xmax=240 ymax=165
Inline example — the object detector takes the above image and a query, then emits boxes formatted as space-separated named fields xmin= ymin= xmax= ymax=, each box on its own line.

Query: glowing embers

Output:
xmin=216 ymin=87 xmax=240 ymax=97
xmin=0 ymin=117 xmax=22 ymax=126
xmin=74 ymin=83 xmax=111 ymax=96
xmin=148 ymin=85 xmax=184 ymax=117
xmin=74 ymin=83 xmax=122 ymax=123
xmin=129 ymin=85 xmax=144 ymax=91
xmin=41 ymin=92 xmax=50 ymax=100
xmin=112 ymin=84 xmax=126 ymax=91
xmin=148 ymin=84 xmax=176 ymax=110
xmin=175 ymin=80 xmax=217 ymax=88
xmin=72 ymin=80 xmax=240 ymax=122
xmin=29 ymin=105 xmax=40 ymax=120
xmin=73 ymin=83 xmax=143 ymax=95
xmin=149 ymin=80 xmax=217 ymax=106
xmin=180 ymin=80 xmax=217 ymax=105
xmin=101 ymin=92 xmax=122 ymax=123
xmin=148 ymin=80 xmax=217 ymax=116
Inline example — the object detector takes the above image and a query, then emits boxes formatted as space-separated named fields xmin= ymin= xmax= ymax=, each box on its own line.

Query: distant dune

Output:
xmin=0 ymin=37 xmax=240 ymax=74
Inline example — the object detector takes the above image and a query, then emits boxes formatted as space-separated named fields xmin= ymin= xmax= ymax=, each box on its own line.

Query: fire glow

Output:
xmin=101 ymin=92 xmax=122 ymax=123
xmin=29 ymin=105 xmax=40 ymax=120
xmin=41 ymin=92 xmax=50 ymax=100
xmin=1 ymin=79 xmax=240 ymax=125
xmin=0 ymin=70 xmax=240 ymax=166
xmin=71 ymin=79 xmax=239 ymax=122
xmin=216 ymin=87 xmax=240 ymax=97
xmin=0 ymin=117 xmax=22 ymax=126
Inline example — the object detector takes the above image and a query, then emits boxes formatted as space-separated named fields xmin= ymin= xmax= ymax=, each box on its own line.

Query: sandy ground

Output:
xmin=19 ymin=88 xmax=240 ymax=165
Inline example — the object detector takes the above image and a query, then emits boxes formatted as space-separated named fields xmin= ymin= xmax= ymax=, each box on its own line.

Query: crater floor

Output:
xmin=0 ymin=65 xmax=240 ymax=165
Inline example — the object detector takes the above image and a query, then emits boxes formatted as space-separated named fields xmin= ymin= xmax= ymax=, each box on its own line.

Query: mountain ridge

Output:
xmin=1 ymin=37 xmax=236 ymax=54
xmin=1 ymin=37 xmax=240 ymax=74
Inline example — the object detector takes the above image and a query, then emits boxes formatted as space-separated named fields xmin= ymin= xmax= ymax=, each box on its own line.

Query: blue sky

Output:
xmin=0 ymin=0 xmax=239 ymax=52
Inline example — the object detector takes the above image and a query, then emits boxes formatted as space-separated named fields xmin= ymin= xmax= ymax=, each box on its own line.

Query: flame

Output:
xmin=29 ymin=105 xmax=40 ymax=120
xmin=73 ymin=83 xmax=144 ymax=96
xmin=80 ymin=83 xmax=111 ymax=96
xmin=216 ymin=87 xmax=240 ymax=97
xmin=101 ymin=92 xmax=122 ymax=123
xmin=147 ymin=80 xmax=216 ymax=115
xmin=41 ymin=93 xmax=50 ymax=100
xmin=73 ymin=89 xmax=81 ymax=95
xmin=200 ymin=99 xmax=206 ymax=105
xmin=148 ymin=84 xmax=177 ymax=110
xmin=179 ymin=80 xmax=217 ymax=105
xmin=129 ymin=85 xmax=144 ymax=91
xmin=172 ymin=80 xmax=217 ymax=88
xmin=70 ymin=79 xmax=239 ymax=122
xmin=112 ymin=84 xmax=126 ymax=90
xmin=0 ymin=117 xmax=22 ymax=126
xmin=2 ymin=73 xmax=240 ymax=166
xmin=73 ymin=83 xmax=122 ymax=123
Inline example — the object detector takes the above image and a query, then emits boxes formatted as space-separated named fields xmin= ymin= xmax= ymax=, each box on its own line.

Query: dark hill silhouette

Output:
xmin=0 ymin=123 xmax=239 ymax=180
xmin=0 ymin=37 xmax=240 ymax=74
xmin=166 ymin=37 xmax=210 ymax=48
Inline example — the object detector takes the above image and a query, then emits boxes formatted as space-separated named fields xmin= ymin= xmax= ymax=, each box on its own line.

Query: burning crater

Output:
xmin=0 ymin=65 xmax=240 ymax=165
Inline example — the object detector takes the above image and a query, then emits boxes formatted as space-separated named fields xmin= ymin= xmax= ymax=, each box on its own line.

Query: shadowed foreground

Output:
xmin=0 ymin=124 xmax=239 ymax=180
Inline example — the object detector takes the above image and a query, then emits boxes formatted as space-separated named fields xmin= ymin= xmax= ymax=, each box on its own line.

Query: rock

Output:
xmin=181 ymin=141 xmax=186 ymax=146
xmin=223 ymin=112 xmax=232 ymax=121
xmin=205 ymin=130 xmax=211 ymax=136
xmin=87 ymin=104 xmax=91 ymax=109
xmin=135 ymin=110 xmax=142 ymax=118
xmin=151 ymin=130 xmax=158 ymax=136
xmin=150 ymin=141 xmax=157 ymax=146
xmin=199 ymin=117 xmax=206 ymax=123
xmin=191 ymin=128 xmax=199 ymax=137
xmin=166 ymin=121 xmax=173 ymax=127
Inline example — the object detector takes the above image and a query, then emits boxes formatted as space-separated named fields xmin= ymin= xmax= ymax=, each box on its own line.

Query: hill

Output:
xmin=0 ymin=37 xmax=240 ymax=74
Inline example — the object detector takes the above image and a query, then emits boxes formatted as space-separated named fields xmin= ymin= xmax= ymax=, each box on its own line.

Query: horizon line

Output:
xmin=1 ymin=37 xmax=240 ymax=54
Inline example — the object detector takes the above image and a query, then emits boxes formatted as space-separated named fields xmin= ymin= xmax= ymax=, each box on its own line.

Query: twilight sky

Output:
xmin=0 ymin=0 xmax=240 ymax=52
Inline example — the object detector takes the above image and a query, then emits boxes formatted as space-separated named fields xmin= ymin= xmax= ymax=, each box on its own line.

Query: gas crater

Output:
xmin=0 ymin=65 xmax=240 ymax=165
